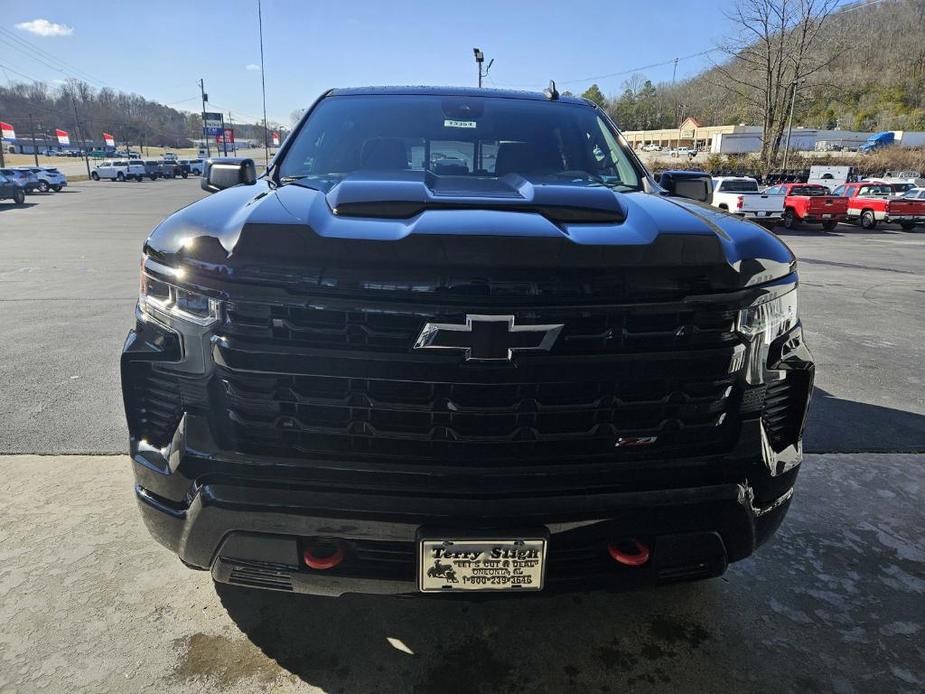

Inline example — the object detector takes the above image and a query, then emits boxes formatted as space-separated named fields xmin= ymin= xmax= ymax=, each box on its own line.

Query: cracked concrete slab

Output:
xmin=1 ymin=453 xmax=922 ymax=693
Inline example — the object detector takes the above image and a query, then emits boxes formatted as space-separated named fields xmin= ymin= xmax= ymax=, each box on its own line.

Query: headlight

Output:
xmin=140 ymin=271 xmax=220 ymax=326
xmin=738 ymin=289 xmax=797 ymax=343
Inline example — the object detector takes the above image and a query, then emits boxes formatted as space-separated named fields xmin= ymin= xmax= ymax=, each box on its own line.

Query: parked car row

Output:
xmin=692 ymin=172 xmax=925 ymax=232
xmin=90 ymin=158 xmax=203 ymax=182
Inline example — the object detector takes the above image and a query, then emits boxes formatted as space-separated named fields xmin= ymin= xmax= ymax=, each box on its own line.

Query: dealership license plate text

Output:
xmin=419 ymin=538 xmax=546 ymax=592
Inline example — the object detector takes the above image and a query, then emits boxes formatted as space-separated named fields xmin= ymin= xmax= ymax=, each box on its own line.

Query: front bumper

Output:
xmin=130 ymin=410 xmax=800 ymax=596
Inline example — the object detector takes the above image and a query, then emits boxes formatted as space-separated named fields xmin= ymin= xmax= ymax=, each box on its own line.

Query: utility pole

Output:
xmin=29 ymin=114 xmax=39 ymax=165
xmin=781 ymin=78 xmax=803 ymax=172
xmin=220 ymin=114 xmax=228 ymax=156
xmin=257 ymin=0 xmax=270 ymax=168
xmin=473 ymin=48 xmax=493 ymax=88
xmin=71 ymin=96 xmax=91 ymax=177
xmin=199 ymin=77 xmax=210 ymax=158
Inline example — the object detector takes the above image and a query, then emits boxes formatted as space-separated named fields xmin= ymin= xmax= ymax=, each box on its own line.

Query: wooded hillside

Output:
xmin=590 ymin=0 xmax=925 ymax=133
xmin=0 ymin=78 xmax=269 ymax=148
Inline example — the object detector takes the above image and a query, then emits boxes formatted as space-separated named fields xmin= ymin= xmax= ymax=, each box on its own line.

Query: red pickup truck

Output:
xmin=765 ymin=183 xmax=848 ymax=230
xmin=832 ymin=182 xmax=925 ymax=230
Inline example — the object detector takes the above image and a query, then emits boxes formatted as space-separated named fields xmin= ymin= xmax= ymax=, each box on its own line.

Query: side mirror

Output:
xmin=201 ymin=157 xmax=257 ymax=193
xmin=659 ymin=170 xmax=713 ymax=203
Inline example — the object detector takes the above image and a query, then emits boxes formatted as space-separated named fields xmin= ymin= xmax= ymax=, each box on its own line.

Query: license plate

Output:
xmin=822 ymin=214 xmax=833 ymax=218
xmin=419 ymin=538 xmax=546 ymax=592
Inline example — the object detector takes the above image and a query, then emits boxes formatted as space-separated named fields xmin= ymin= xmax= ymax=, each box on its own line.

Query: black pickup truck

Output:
xmin=122 ymin=86 xmax=813 ymax=596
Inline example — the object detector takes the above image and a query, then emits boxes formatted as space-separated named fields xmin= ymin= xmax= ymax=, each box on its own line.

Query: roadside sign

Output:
xmin=223 ymin=128 xmax=234 ymax=143
xmin=0 ymin=121 xmax=15 ymax=139
xmin=203 ymin=111 xmax=223 ymax=137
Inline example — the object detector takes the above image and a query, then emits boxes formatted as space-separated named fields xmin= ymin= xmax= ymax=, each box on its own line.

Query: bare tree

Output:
xmin=290 ymin=108 xmax=307 ymax=127
xmin=715 ymin=0 xmax=842 ymax=168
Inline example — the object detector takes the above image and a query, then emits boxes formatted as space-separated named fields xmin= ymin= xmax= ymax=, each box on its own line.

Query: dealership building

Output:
xmin=622 ymin=117 xmax=925 ymax=153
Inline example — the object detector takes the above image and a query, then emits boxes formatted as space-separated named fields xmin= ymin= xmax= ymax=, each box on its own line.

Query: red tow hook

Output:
xmin=607 ymin=539 xmax=651 ymax=567
xmin=303 ymin=540 xmax=346 ymax=570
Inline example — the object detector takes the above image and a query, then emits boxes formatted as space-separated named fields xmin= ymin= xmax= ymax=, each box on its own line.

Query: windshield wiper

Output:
xmin=278 ymin=174 xmax=321 ymax=190
xmin=545 ymin=171 xmax=632 ymax=190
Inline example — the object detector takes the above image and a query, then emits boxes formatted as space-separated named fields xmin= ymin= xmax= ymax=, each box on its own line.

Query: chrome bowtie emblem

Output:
xmin=414 ymin=314 xmax=564 ymax=362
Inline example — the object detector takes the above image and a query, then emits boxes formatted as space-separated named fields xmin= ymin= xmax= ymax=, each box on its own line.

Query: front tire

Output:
xmin=783 ymin=208 xmax=797 ymax=229
xmin=181 ymin=172 xmax=188 ymax=179
xmin=38 ymin=180 xmax=49 ymax=193
xmin=900 ymin=222 xmax=916 ymax=231
xmin=91 ymin=172 xmax=100 ymax=181
xmin=860 ymin=210 xmax=877 ymax=229
xmin=13 ymin=189 xmax=25 ymax=205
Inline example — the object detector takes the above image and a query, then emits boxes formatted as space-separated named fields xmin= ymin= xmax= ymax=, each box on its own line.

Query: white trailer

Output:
xmin=807 ymin=165 xmax=853 ymax=190
xmin=711 ymin=132 xmax=763 ymax=154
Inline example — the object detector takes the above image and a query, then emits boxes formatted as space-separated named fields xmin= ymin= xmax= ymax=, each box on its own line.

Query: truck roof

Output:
xmin=327 ymin=85 xmax=591 ymax=106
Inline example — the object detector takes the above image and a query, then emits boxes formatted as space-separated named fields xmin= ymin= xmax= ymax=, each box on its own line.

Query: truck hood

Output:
xmin=145 ymin=175 xmax=796 ymax=301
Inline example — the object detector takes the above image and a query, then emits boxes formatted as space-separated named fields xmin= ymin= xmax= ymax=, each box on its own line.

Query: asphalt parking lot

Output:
xmin=1 ymin=181 xmax=923 ymax=693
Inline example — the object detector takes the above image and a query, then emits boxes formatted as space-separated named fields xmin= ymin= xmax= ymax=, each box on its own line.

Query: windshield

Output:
xmin=278 ymin=94 xmax=641 ymax=192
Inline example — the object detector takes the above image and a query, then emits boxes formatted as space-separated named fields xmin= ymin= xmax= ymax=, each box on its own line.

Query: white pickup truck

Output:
xmin=711 ymin=177 xmax=784 ymax=225
xmin=91 ymin=160 xmax=147 ymax=182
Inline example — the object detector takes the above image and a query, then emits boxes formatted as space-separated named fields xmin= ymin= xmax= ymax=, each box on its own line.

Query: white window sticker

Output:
xmin=444 ymin=119 xmax=477 ymax=129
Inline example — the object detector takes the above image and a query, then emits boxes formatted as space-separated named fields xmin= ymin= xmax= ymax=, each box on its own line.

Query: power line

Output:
xmin=558 ymin=49 xmax=723 ymax=86
xmin=0 ymin=26 xmax=109 ymax=88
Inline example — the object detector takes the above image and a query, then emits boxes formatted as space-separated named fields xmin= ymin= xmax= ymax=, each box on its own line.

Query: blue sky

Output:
xmin=2 ymin=0 xmax=743 ymax=126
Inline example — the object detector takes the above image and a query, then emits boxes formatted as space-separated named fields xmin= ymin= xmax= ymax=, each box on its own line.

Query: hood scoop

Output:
xmin=325 ymin=171 xmax=626 ymax=223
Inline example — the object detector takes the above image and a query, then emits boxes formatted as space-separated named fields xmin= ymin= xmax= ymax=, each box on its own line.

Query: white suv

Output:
xmin=18 ymin=166 xmax=68 ymax=192
xmin=91 ymin=160 xmax=146 ymax=182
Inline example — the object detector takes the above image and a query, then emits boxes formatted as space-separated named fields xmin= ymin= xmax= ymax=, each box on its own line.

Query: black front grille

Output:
xmin=223 ymin=301 xmax=739 ymax=356
xmin=212 ymin=299 xmax=745 ymax=464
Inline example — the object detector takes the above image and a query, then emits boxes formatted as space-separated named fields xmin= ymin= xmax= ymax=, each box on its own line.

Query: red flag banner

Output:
xmin=56 ymin=129 xmax=70 ymax=145
xmin=271 ymin=131 xmax=280 ymax=146
xmin=0 ymin=121 xmax=15 ymax=139
xmin=103 ymin=132 xmax=114 ymax=147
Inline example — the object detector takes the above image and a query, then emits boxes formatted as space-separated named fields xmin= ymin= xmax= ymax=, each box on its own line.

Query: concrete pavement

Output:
xmin=0 ymin=453 xmax=921 ymax=693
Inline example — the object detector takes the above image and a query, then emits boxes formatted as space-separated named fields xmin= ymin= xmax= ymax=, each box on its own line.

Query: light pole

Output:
xmin=782 ymin=78 xmax=805 ymax=171
xmin=258 ymin=0 xmax=270 ymax=168
xmin=473 ymin=48 xmax=493 ymax=88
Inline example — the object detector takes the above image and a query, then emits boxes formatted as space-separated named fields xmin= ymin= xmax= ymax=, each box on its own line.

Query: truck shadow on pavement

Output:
xmin=213 ymin=579 xmax=729 ymax=693
xmin=804 ymin=387 xmax=925 ymax=452
xmin=208 ymin=404 xmax=925 ymax=694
